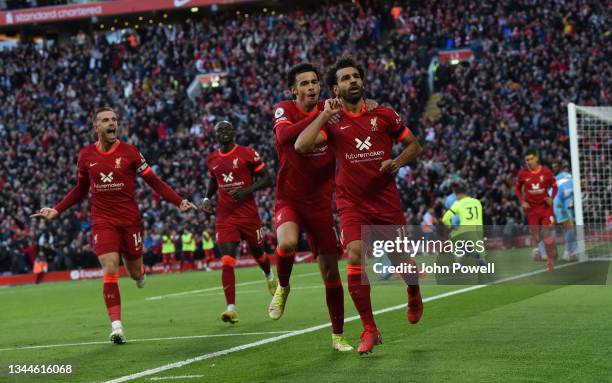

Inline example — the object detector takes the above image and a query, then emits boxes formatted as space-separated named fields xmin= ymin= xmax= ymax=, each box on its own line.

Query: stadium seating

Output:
xmin=0 ymin=0 xmax=609 ymax=273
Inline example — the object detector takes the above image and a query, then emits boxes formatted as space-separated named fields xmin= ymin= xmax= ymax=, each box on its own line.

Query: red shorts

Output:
xmin=274 ymin=201 xmax=341 ymax=257
xmin=338 ymin=208 xmax=405 ymax=247
xmin=526 ymin=203 xmax=555 ymax=236
xmin=215 ymin=217 xmax=263 ymax=248
xmin=92 ymin=223 xmax=143 ymax=260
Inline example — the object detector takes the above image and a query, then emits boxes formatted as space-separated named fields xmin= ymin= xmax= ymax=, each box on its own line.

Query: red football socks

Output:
xmin=324 ymin=278 xmax=345 ymax=334
xmin=221 ymin=255 xmax=236 ymax=305
xmin=255 ymin=253 xmax=271 ymax=276
xmin=103 ymin=273 xmax=121 ymax=322
xmin=347 ymin=264 xmax=376 ymax=331
xmin=275 ymin=247 xmax=295 ymax=287
xmin=544 ymin=236 xmax=557 ymax=260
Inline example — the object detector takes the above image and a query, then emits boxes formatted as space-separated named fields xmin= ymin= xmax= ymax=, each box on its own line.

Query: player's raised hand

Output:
xmin=322 ymin=98 xmax=342 ymax=119
xmin=179 ymin=199 xmax=197 ymax=212
xmin=30 ymin=207 xmax=59 ymax=221
xmin=201 ymin=198 xmax=213 ymax=213
xmin=380 ymin=159 xmax=400 ymax=174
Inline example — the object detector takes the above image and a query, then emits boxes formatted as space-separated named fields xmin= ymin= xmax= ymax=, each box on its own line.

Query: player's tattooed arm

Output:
xmin=229 ymin=166 xmax=274 ymax=201
xmin=380 ymin=130 xmax=422 ymax=174
xmin=202 ymin=177 xmax=218 ymax=213
xmin=295 ymin=98 xmax=341 ymax=153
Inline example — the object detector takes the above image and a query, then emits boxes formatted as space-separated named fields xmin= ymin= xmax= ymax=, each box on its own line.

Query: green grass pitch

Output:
xmin=1 ymin=248 xmax=611 ymax=382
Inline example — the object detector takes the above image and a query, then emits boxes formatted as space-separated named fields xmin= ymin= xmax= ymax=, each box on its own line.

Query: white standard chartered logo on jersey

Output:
xmin=220 ymin=171 xmax=244 ymax=190
xmin=222 ymin=172 xmax=234 ymax=183
xmin=100 ymin=172 xmax=114 ymax=183
xmin=355 ymin=136 xmax=372 ymax=151
xmin=95 ymin=171 xmax=125 ymax=191
xmin=530 ymin=182 xmax=545 ymax=194
xmin=345 ymin=135 xmax=385 ymax=163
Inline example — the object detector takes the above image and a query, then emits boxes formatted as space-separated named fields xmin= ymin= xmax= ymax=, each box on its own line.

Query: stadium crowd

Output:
xmin=0 ymin=0 xmax=70 ymax=10
xmin=0 ymin=0 xmax=609 ymax=273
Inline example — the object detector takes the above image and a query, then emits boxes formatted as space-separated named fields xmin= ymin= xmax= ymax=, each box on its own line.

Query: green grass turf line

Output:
xmin=3 ymin=258 xmax=611 ymax=382
xmin=145 ymin=285 xmax=612 ymax=383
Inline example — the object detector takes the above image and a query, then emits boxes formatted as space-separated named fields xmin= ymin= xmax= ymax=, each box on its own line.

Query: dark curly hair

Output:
xmin=324 ymin=56 xmax=365 ymax=93
xmin=287 ymin=62 xmax=320 ymax=88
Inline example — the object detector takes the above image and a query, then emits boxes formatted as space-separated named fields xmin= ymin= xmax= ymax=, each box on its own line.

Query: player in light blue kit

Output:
xmin=444 ymin=191 xmax=461 ymax=228
xmin=552 ymin=163 xmax=577 ymax=261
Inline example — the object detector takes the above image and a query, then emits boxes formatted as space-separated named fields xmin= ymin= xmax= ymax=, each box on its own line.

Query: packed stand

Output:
xmin=390 ymin=0 xmax=610 ymax=230
xmin=1 ymin=0 xmax=609 ymax=273
xmin=0 ymin=0 xmax=72 ymax=10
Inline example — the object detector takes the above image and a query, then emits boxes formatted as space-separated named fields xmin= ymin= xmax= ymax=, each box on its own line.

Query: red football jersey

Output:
xmin=207 ymin=145 xmax=265 ymax=221
xmin=273 ymin=100 xmax=335 ymax=208
xmin=516 ymin=166 xmax=558 ymax=206
xmin=77 ymin=141 xmax=151 ymax=226
xmin=321 ymin=104 xmax=411 ymax=214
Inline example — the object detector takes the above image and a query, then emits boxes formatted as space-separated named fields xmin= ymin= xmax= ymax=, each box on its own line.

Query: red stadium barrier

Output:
xmin=0 ymin=251 xmax=315 ymax=286
xmin=0 ymin=0 xmax=256 ymax=27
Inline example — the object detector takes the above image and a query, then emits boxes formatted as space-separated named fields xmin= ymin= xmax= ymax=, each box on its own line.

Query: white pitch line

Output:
xmin=171 ymin=284 xmax=324 ymax=299
xmin=148 ymin=376 xmax=205 ymax=381
xmin=0 ymin=331 xmax=294 ymax=353
xmin=145 ymin=272 xmax=321 ymax=301
xmin=104 ymin=261 xmax=584 ymax=383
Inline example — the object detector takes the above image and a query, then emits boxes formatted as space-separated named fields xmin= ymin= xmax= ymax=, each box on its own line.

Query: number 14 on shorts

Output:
xmin=132 ymin=232 xmax=142 ymax=248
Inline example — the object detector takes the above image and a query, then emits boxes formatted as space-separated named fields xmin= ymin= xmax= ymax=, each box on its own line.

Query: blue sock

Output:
xmin=538 ymin=240 xmax=547 ymax=257
xmin=565 ymin=227 xmax=577 ymax=253
xmin=378 ymin=253 xmax=392 ymax=280
xmin=474 ymin=253 xmax=486 ymax=266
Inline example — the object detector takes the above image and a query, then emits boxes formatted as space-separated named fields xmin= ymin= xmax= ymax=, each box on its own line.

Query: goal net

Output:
xmin=568 ymin=103 xmax=612 ymax=260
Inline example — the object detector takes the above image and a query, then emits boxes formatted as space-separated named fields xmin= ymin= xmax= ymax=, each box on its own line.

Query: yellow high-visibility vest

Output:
xmin=162 ymin=234 xmax=175 ymax=254
xmin=202 ymin=231 xmax=214 ymax=250
xmin=181 ymin=232 xmax=196 ymax=252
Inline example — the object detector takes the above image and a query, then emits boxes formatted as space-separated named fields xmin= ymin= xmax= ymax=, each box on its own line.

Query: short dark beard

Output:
xmin=340 ymin=86 xmax=363 ymax=104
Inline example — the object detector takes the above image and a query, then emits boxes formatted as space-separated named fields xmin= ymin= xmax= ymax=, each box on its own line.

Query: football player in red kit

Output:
xmin=31 ymin=107 xmax=196 ymax=344
xmin=202 ymin=120 xmax=277 ymax=324
xmin=270 ymin=62 xmax=379 ymax=352
xmin=295 ymin=57 xmax=423 ymax=355
xmin=516 ymin=148 xmax=558 ymax=270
